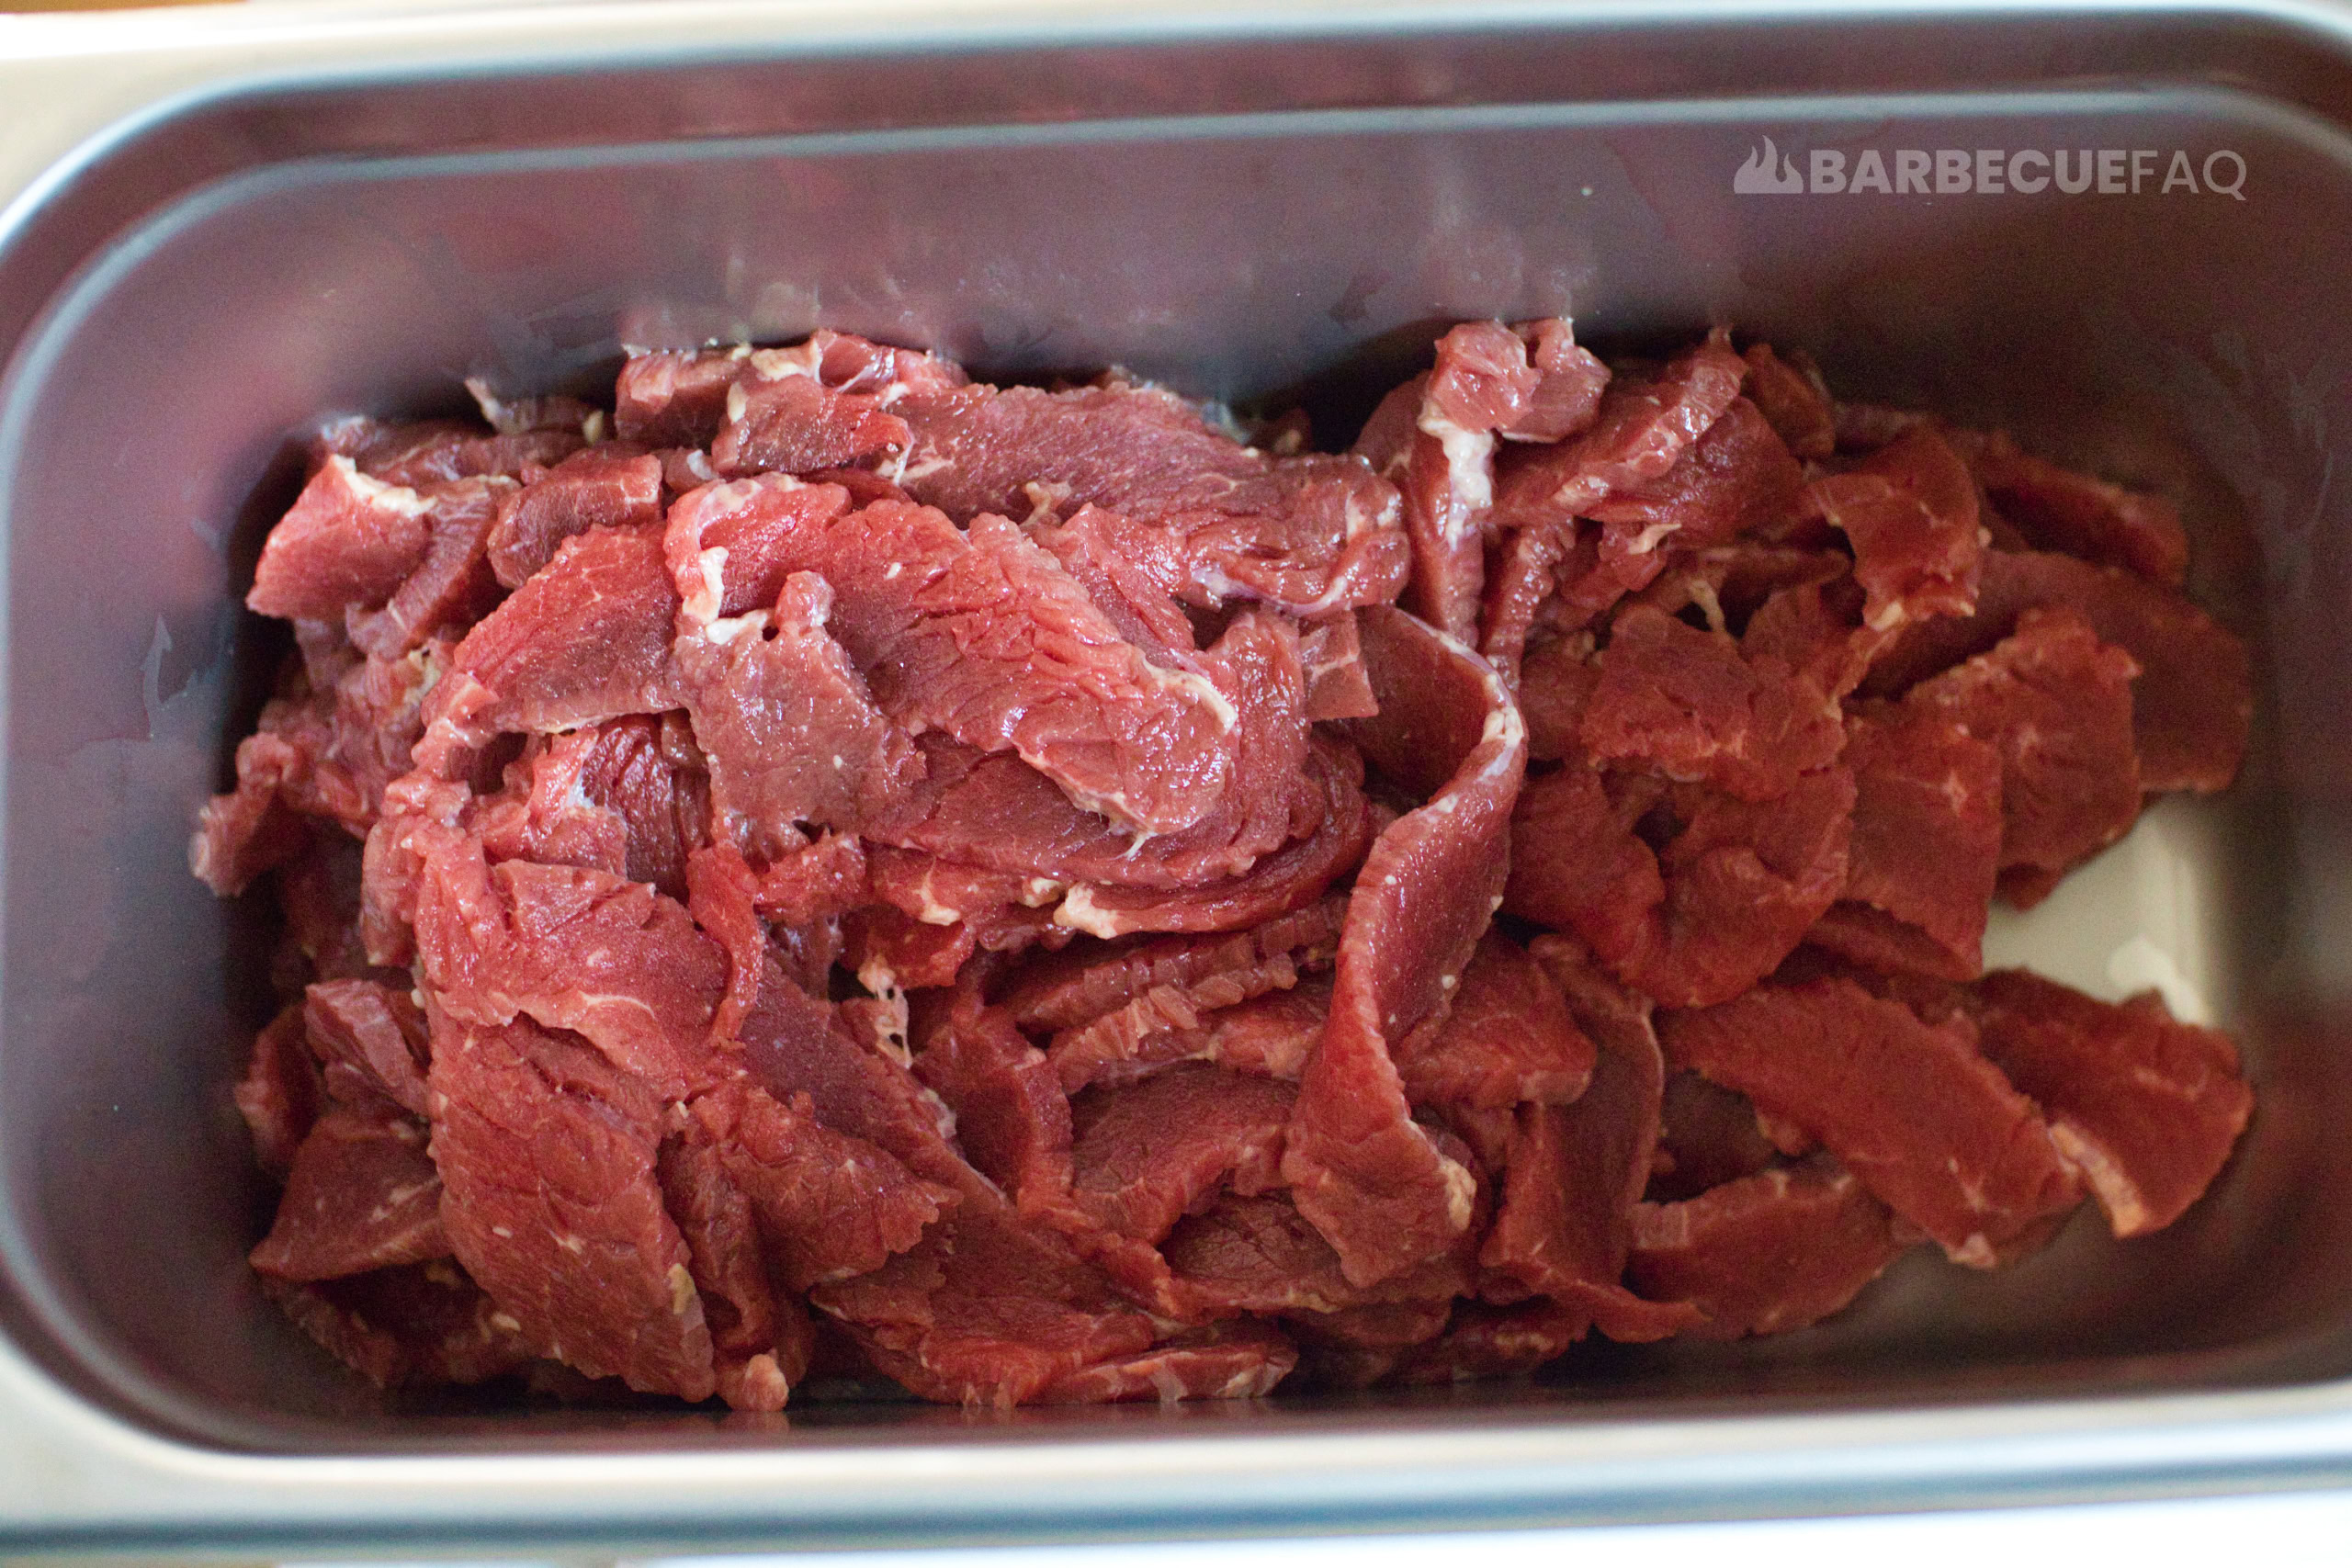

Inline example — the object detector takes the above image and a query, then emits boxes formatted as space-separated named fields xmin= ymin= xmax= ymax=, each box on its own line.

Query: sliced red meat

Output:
xmin=666 ymin=477 xmax=1239 ymax=836
xmin=1506 ymin=317 xmax=1611 ymax=442
xmin=323 ymin=415 xmax=583 ymax=488
xmin=688 ymin=1077 xmax=953 ymax=1292
xmin=473 ymin=715 xmax=709 ymax=900
xmin=191 ymin=735 xmax=312 ymax=897
xmin=1476 ymin=982 xmax=1700 ymax=1342
xmin=236 ymin=1004 xmax=321 ymax=1177
xmin=1628 ymin=1157 xmax=1906 ymax=1338
xmin=1032 ymin=1320 xmax=1296 ymax=1403
xmin=654 ymin=1120 xmax=801 ymax=1412
xmin=1953 ymin=429 xmax=2188 ymax=586
xmin=711 ymin=371 xmax=910 ymax=478
xmin=452 ymin=526 xmax=683 ymax=736
xmin=1030 ymin=503 xmax=1201 ymax=666
xmin=413 ymin=841 xmax=727 ymax=1098
xmin=808 ymin=1193 xmax=1158 ymax=1408
xmin=1066 ymin=1065 xmax=1295 ymax=1244
xmin=1658 ymin=977 xmax=2081 ymax=1266
xmin=1285 ymin=610 xmax=1526 ymax=1288
xmin=615 ymin=347 xmax=755 ymax=446
xmin=1373 ymin=1299 xmax=1589 ymax=1385
xmin=1651 ymin=1070 xmax=1784 ymax=1202
xmin=1806 ymin=703 xmax=2003 ymax=979
xmin=1962 ymin=970 xmax=2252 ymax=1236
xmin=1812 ymin=425 xmax=1984 ymax=631
xmin=250 ymin=1102 xmax=447 ymax=1282
xmin=1507 ymin=762 xmax=1853 ymax=1008
xmin=247 ymin=457 xmax=436 ymax=620
xmin=1583 ymin=398 xmax=1807 ymax=561
xmin=1905 ymin=606 xmax=2141 ymax=893
xmin=277 ymin=828 xmax=372 ymax=984
xmin=304 ymin=976 xmax=431 ymax=1117
xmin=673 ymin=567 xmax=925 ymax=851
xmin=1741 ymin=344 xmax=1836 ymax=460
xmin=1392 ymin=932 xmax=1595 ymax=1111
xmin=428 ymin=1016 xmax=718 ymax=1401
xmin=264 ymin=1259 xmax=537 ymax=1390
xmin=1490 ymin=330 xmax=1748 ymax=536
xmin=486 ymin=448 xmax=663 ymax=589
xmin=1160 ymin=1189 xmax=1473 ymax=1319
xmin=913 ymin=998 xmax=1073 ymax=1210
xmin=1518 ymin=632 xmax=1600 ymax=761
xmin=1864 ymin=548 xmax=2249 ymax=795
xmin=346 ymin=476 xmax=515 ymax=660
xmin=893 ymin=376 xmax=1408 ymax=618
xmin=1579 ymin=604 xmax=1843 ymax=802
xmin=1006 ymin=897 xmax=1345 ymax=1033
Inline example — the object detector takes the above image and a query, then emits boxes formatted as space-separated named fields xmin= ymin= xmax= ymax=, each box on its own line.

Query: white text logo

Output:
xmin=1734 ymin=142 xmax=2247 ymax=200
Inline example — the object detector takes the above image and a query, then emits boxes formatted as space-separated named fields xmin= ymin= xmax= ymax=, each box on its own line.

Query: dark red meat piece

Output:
xmin=1583 ymin=398 xmax=1807 ymax=559
xmin=654 ymin=1120 xmax=801 ymax=1412
xmin=1032 ymin=1319 xmax=1296 ymax=1403
xmin=250 ymin=1103 xmax=447 ymax=1282
xmin=1392 ymin=932 xmax=1595 ymax=1111
xmin=1284 ymin=611 xmax=1525 ymax=1288
xmin=1962 ymin=970 xmax=2252 ymax=1236
xmin=451 ymin=526 xmax=684 ymax=736
xmin=1628 ymin=1156 xmax=1906 ymax=1338
xmin=1579 ymin=604 xmax=1843 ymax=802
xmin=1659 ymin=977 xmax=2081 ymax=1266
xmin=247 ymin=457 xmax=435 ymax=620
xmin=1811 ymin=425 xmax=1984 ymax=632
xmin=1905 ymin=606 xmax=2142 ymax=893
xmin=236 ymin=1003 xmax=322 ymax=1177
xmin=1953 ymin=430 xmax=2189 ymax=586
xmin=1067 ymin=1065 xmax=1295 ymax=1244
xmin=1741 ymin=344 xmax=1836 ymax=460
xmin=486 ymin=447 xmax=664 ymax=589
xmin=1806 ymin=703 xmax=2003 ymax=979
xmin=304 ymin=976 xmax=431 ymax=1117
xmin=914 ymin=998 xmax=1073 ymax=1211
xmin=428 ymin=1016 xmax=718 ymax=1401
xmin=265 ymin=1260 xmax=537 ymax=1390
xmin=1864 ymin=548 xmax=2249 ymax=795
xmin=711 ymin=371 xmax=910 ymax=478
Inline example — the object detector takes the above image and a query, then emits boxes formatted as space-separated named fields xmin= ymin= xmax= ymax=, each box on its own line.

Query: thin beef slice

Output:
xmin=1628 ymin=1156 xmax=1907 ymax=1338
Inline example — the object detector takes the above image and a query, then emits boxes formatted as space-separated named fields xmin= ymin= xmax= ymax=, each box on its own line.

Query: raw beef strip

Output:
xmin=616 ymin=348 xmax=756 ymax=446
xmin=451 ymin=526 xmax=684 ymax=736
xmin=1030 ymin=503 xmax=1202 ymax=667
xmin=654 ymin=1122 xmax=802 ymax=1413
xmin=892 ymin=376 xmax=1408 ymax=617
xmin=1627 ymin=1157 xmax=1906 ymax=1338
xmin=1032 ymin=1319 xmax=1296 ymax=1403
xmin=428 ymin=1016 xmax=718 ymax=1401
xmin=413 ymin=843 xmax=727 ymax=1099
xmin=672 ymin=566 xmax=925 ymax=851
xmin=1962 ymin=970 xmax=2252 ymax=1236
xmin=1650 ymin=1070 xmax=1784 ymax=1202
xmin=1353 ymin=321 xmax=1601 ymax=641
xmin=1905 ymin=606 xmax=2141 ymax=893
xmin=1067 ymin=982 xmax=1332 ymax=1092
xmin=250 ymin=1103 xmax=448 ymax=1281
xmin=1006 ymin=897 xmax=1345 ymax=1032
xmin=347 ymin=476 xmax=514 ymax=660
xmin=1579 ymin=604 xmax=1843 ymax=802
xmin=1506 ymin=763 xmax=1854 ymax=1008
xmin=1658 ymin=977 xmax=2081 ymax=1266
xmin=1952 ymin=430 xmax=2188 ymax=586
xmin=711 ymin=373 xmax=910 ymax=478
xmin=1044 ymin=956 xmax=1316 ymax=1094
xmin=666 ymin=477 xmax=1238 ymax=835
xmin=1490 ymin=330 xmax=1748 ymax=535
xmin=473 ymin=716 xmax=710 ymax=901
xmin=322 ymin=415 xmax=584 ymax=488
xmin=1160 ymin=1190 xmax=1474 ymax=1320
xmin=1805 ymin=704 xmax=2004 ymax=980
xmin=1741 ymin=344 xmax=1836 ymax=460
xmin=247 ymin=457 xmax=435 ymax=620
xmin=1285 ymin=610 xmax=1526 ymax=1287
xmin=486 ymin=447 xmax=664 ymax=588
xmin=1518 ymin=632 xmax=1600 ymax=761
xmin=1066 ymin=1065 xmax=1295 ymax=1243
xmin=277 ymin=829 xmax=373 ymax=984
xmin=236 ymin=1004 xmax=321 ymax=1176
xmin=808 ymin=1193 xmax=1159 ymax=1408
xmin=1476 ymin=966 xmax=1700 ymax=1342
xmin=1507 ymin=317 xmax=1612 ymax=442
xmin=913 ymin=998 xmax=1073 ymax=1211
xmin=304 ymin=976 xmax=431 ymax=1118
xmin=1582 ymin=398 xmax=1808 ymax=561
xmin=265 ymin=1259 xmax=537 ymax=1389
xmin=1043 ymin=739 xmax=1373 ymax=939
xmin=1391 ymin=932 xmax=1596 ymax=1111
xmin=1811 ymin=425 xmax=1984 ymax=631
xmin=1371 ymin=1299 xmax=1590 ymax=1385
xmin=687 ymin=1077 xmax=954 ymax=1291
xmin=1863 ymin=548 xmax=2249 ymax=795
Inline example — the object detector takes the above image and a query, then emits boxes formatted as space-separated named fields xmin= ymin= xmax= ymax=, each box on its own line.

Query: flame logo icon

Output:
xmin=1734 ymin=136 xmax=1805 ymax=195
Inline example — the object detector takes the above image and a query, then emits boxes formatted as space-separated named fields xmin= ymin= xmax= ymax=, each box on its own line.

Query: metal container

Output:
xmin=6 ymin=0 xmax=2352 ymax=1551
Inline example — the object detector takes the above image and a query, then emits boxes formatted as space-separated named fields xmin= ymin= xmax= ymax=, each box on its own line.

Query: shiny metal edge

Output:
xmin=7 ymin=0 xmax=2352 ymax=1551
